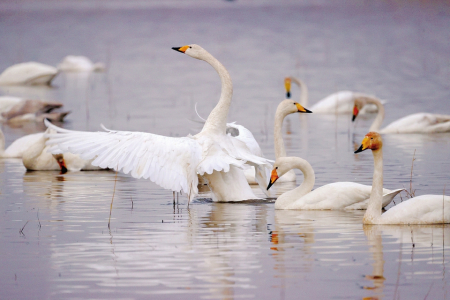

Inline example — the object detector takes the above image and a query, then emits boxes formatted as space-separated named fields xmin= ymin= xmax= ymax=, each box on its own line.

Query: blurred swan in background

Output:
xmin=0 ymin=96 xmax=70 ymax=123
xmin=355 ymin=132 xmax=450 ymax=224
xmin=0 ymin=62 xmax=58 ymax=85
xmin=353 ymin=97 xmax=450 ymax=133
xmin=58 ymin=55 xmax=105 ymax=72
xmin=284 ymin=76 xmax=382 ymax=114
xmin=267 ymin=156 xmax=402 ymax=210
xmin=45 ymin=44 xmax=272 ymax=202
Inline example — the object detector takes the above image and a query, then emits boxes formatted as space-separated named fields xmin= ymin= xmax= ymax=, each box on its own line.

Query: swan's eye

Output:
xmin=275 ymin=167 xmax=278 ymax=169
xmin=371 ymin=138 xmax=373 ymax=140
xmin=189 ymin=46 xmax=192 ymax=49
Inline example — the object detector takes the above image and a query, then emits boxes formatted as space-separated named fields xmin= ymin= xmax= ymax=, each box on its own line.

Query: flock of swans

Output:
xmin=1 ymin=44 xmax=449 ymax=225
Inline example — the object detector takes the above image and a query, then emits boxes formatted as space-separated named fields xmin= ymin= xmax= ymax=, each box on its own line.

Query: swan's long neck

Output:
xmin=275 ymin=157 xmax=315 ymax=208
xmin=366 ymin=98 xmax=385 ymax=132
xmin=201 ymin=52 xmax=233 ymax=134
xmin=363 ymin=148 xmax=383 ymax=224
xmin=291 ymin=77 xmax=308 ymax=107
xmin=274 ymin=106 xmax=291 ymax=158
xmin=0 ymin=128 xmax=5 ymax=154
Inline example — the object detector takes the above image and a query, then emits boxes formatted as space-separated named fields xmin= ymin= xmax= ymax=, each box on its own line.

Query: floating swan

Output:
xmin=266 ymin=156 xmax=402 ymax=210
xmin=0 ymin=62 xmax=58 ymax=85
xmin=355 ymin=132 xmax=450 ymax=224
xmin=58 ymin=55 xmax=105 ymax=72
xmin=352 ymin=97 xmax=450 ymax=133
xmin=284 ymin=76 xmax=382 ymax=114
xmin=0 ymin=96 xmax=70 ymax=123
xmin=22 ymin=130 xmax=101 ymax=172
xmin=0 ymin=127 xmax=44 ymax=158
xmin=45 ymin=44 xmax=272 ymax=202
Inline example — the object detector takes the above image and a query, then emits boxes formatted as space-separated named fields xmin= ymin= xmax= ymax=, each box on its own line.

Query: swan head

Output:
xmin=278 ymin=99 xmax=312 ymax=116
xmin=354 ymin=132 xmax=382 ymax=153
xmin=267 ymin=157 xmax=292 ymax=190
xmin=52 ymin=154 xmax=68 ymax=174
xmin=352 ymin=97 xmax=366 ymax=121
xmin=172 ymin=44 xmax=207 ymax=60
xmin=284 ymin=77 xmax=291 ymax=99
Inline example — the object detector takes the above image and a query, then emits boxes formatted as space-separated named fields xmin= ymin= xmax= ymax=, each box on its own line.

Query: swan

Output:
xmin=0 ymin=127 xmax=44 ymax=158
xmin=0 ymin=96 xmax=70 ymax=123
xmin=355 ymin=132 xmax=450 ymax=224
xmin=58 ymin=55 xmax=105 ymax=72
xmin=0 ymin=62 xmax=58 ymax=85
xmin=284 ymin=76 xmax=382 ymax=114
xmin=22 ymin=130 xmax=101 ymax=172
xmin=266 ymin=156 xmax=402 ymax=210
xmin=352 ymin=97 xmax=450 ymax=133
xmin=44 ymin=44 xmax=272 ymax=202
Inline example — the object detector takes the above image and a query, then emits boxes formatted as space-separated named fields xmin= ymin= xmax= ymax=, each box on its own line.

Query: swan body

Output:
xmin=58 ymin=55 xmax=105 ymax=72
xmin=45 ymin=44 xmax=272 ymax=202
xmin=22 ymin=131 xmax=100 ymax=171
xmin=0 ymin=62 xmax=58 ymax=85
xmin=285 ymin=77 xmax=382 ymax=114
xmin=0 ymin=96 xmax=69 ymax=123
xmin=353 ymin=97 xmax=450 ymax=133
xmin=355 ymin=132 xmax=450 ymax=224
xmin=0 ymin=128 xmax=44 ymax=158
xmin=267 ymin=156 xmax=402 ymax=210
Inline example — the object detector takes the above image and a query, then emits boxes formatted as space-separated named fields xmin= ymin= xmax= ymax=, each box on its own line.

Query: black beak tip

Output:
xmin=354 ymin=145 xmax=364 ymax=154
xmin=286 ymin=92 xmax=291 ymax=99
xmin=267 ymin=182 xmax=274 ymax=191
xmin=352 ymin=115 xmax=357 ymax=122
xmin=304 ymin=108 xmax=313 ymax=113
xmin=60 ymin=166 xmax=68 ymax=174
xmin=172 ymin=47 xmax=182 ymax=53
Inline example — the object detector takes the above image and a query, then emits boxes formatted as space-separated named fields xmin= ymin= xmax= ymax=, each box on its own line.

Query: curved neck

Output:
xmin=291 ymin=77 xmax=308 ymax=107
xmin=201 ymin=53 xmax=233 ymax=134
xmin=366 ymin=98 xmax=385 ymax=132
xmin=364 ymin=149 xmax=383 ymax=224
xmin=0 ymin=128 xmax=5 ymax=153
xmin=275 ymin=157 xmax=315 ymax=208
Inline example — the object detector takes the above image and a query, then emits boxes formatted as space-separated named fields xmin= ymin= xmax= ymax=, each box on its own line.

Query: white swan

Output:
xmin=58 ymin=55 xmax=105 ymax=72
xmin=352 ymin=97 xmax=450 ymax=133
xmin=44 ymin=44 xmax=272 ymax=202
xmin=0 ymin=127 xmax=44 ymax=158
xmin=284 ymin=76 xmax=382 ymax=114
xmin=266 ymin=156 xmax=402 ymax=210
xmin=0 ymin=62 xmax=58 ymax=85
xmin=0 ymin=96 xmax=70 ymax=123
xmin=22 ymin=130 xmax=101 ymax=172
xmin=355 ymin=132 xmax=450 ymax=224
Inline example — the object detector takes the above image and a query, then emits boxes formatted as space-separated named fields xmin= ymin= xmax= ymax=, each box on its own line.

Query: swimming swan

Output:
xmin=0 ymin=62 xmax=58 ymax=85
xmin=0 ymin=128 xmax=44 ymax=158
xmin=266 ymin=156 xmax=402 ymax=210
xmin=284 ymin=76 xmax=382 ymax=114
xmin=352 ymin=97 xmax=450 ymax=133
xmin=58 ymin=55 xmax=105 ymax=72
xmin=0 ymin=96 xmax=70 ymax=123
xmin=44 ymin=44 xmax=272 ymax=202
xmin=355 ymin=132 xmax=450 ymax=224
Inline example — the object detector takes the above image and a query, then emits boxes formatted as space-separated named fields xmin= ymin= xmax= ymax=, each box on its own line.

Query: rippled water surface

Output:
xmin=1 ymin=1 xmax=450 ymax=299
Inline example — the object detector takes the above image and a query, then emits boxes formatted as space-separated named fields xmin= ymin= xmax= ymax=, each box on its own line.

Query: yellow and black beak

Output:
xmin=352 ymin=105 xmax=359 ymax=122
xmin=172 ymin=45 xmax=189 ymax=53
xmin=284 ymin=78 xmax=291 ymax=99
xmin=354 ymin=136 xmax=370 ymax=153
xmin=267 ymin=168 xmax=279 ymax=190
xmin=295 ymin=103 xmax=313 ymax=113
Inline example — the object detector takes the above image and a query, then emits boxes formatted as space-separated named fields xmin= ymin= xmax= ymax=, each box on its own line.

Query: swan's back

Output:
xmin=4 ymin=132 xmax=44 ymax=158
xmin=382 ymin=113 xmax=450 ymax=133
xmin=310 ymin=91 xmax=354 ymax=113
xmin=58 ymin=56 xmax=94 ymax=72
xmin=0 ymin=62 xmax=58 ymax=85
xmin=0 ymin=96 xmax=23 ymax=115
xmin=379 ymin=195 xmax=450 ymax=224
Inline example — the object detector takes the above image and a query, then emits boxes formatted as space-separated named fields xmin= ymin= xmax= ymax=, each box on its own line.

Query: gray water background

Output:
xmin=0 ymin=1 xmax=450 ymax=299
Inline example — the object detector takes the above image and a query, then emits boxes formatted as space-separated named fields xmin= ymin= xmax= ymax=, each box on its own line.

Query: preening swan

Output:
xmin=355 ymin=132 xmax=450 ymax=224
xmin=0 ymin=128 xmax=44 ymax=158
xmin=267 ymin=156 xmax=402 ymax=210
xmin=0 ymin=62 xmax=58 ymax=85
xmin=353 ymin=97 xmax=450 ymax=133
xmin=58 ymin=55 xmax=105 ymax=72
xmin=22 ymin=130 xmax=101 ymax=172
xmin=284 ymin=76 xmax=382 ymax=114
xmin=45 ymin=44 xmax=272 ymax=202
xmin=0 ymin=96 xmax=70 ymax=123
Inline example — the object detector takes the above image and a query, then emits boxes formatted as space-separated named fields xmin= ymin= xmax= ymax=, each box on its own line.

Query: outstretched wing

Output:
xmin=44 ymin=120 xmax=202 ymax=200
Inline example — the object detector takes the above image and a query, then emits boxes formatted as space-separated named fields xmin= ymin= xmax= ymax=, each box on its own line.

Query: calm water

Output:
xmin=1 ymin=1 xmax=450 ymax=299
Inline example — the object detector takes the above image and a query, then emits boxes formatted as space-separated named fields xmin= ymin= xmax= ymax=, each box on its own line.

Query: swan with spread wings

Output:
xmin=45 ymin=44 xmax=272 ymax=202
